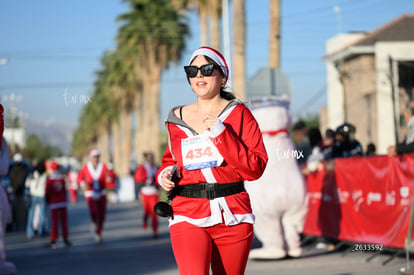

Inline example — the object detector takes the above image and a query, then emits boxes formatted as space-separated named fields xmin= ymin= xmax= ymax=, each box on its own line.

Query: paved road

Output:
xmin=4 ymin=199 xmax=412 ymax=275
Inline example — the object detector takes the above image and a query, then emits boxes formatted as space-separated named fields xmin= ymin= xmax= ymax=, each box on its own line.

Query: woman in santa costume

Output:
xmin=45 ymin=161 xmax=71 ymax=248
xmin=66 ymin=167 xmax=79 ymax=204
xmin=156 ymin=46 xmax=268 ymax=275
xmin=77 ymin=149 xmax=109 ymax=243
xmin=134 ymin=151 xmax=159 ymax=238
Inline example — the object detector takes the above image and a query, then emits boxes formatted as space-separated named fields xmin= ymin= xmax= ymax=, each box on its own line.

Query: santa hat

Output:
xmin=188 ymin=46 xmax=229 ymax=85
xmin=88 ymin=148 xmax=100 ymax=159
xmin=50 ymin=161 xmax=59 ymax=171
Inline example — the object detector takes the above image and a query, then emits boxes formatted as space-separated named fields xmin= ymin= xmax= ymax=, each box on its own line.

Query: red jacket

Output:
xmin=77 ymin=162 xmax=109 ymax=199
xmin=156 ymin=100 xmax=268 ymax=227
xmin=135 ymin=162 xmax=159 ymax=196
xmin=45 ymin=172 xmax=67 ymax=209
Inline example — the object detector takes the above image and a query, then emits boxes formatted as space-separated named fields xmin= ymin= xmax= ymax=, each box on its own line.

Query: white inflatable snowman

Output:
xmin=246 ymin=96 xmax=308 ymax=260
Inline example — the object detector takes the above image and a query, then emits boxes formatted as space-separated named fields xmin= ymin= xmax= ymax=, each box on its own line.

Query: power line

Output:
xmin=0 ymin=82 xmax=92 ymax=89
xmin=296 ymin=86 xmax=326 ymax=112
xmin=7 ymin=56 xmax=101 ymax=61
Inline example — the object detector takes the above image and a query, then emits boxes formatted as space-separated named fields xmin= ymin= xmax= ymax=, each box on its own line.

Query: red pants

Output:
xmin=50 ymin=207 xmax=68 ymax=241
xmin=86 ymin=196 xmax=107 ymax=236
xmin=140 ymin=193 xmax=159 ymax=235
xmin=170 ymin=222 xmax=253 ymax=275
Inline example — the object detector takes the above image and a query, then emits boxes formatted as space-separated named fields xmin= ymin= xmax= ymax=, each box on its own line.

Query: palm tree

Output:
xmin=117 ymin=0 xmax=189 ymax=162
xmin=72 ymin=86 xmax=115 ymax=163
xmin=72 ymin=49 xmax=137 ymax=176
xmin=102 ymin=50 xmax=137 ymax=176
xmin=72 ymin=107 xmax=97 ymax=162
xmin=89 ymin=83 xmax=114 ymax=165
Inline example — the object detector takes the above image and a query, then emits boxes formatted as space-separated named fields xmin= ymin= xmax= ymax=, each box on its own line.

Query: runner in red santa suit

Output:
xmin=134 ymin=151 xmax=160 ymax=237
xmin=66 ymin=167 xmax=79 ymax=204
xmin=45 ymin=161 xmax=71 ymax=248
xmin=105 ymin=163 xmax=118 ymax=205
xmin=156 ymin=46 xmax=268 ymax=275
xmin=77 ymin=149 xmax=109 ymax=243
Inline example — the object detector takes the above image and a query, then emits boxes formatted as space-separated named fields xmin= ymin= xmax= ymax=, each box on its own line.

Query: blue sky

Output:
xmin=0 ymin=0 xmax=412 ymax=129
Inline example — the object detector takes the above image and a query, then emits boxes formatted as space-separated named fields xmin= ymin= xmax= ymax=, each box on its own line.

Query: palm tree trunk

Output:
xmin=112 ymin=119 xmax=122 ymax=174
xmin=136 ymin=102 xmax=146 ymax=165
xmin=199 ymin=7 xmax=208 ymax=46
xmin=96 ymin=126 xmax=110 ymax=165
xmin=233 ymin=0 xmax=246 ymax=100
xmin=140 ymin=41 xmax=162 ymax=162
xmin=140 ymin=76 xmax=161 ymax=162
xmin=148 ymin=68 xmax=162 ymax=162
xmin=134 ymin=92 xmax=142 ymax=165
xmin=119 ymin=107 xmax=132 ymax=176
xmin=209 ymin=0 xmax=221 ymax=50
xmin=134 ymin=62 xmax=146 ymax=165
xmin=269 ymin=0 xmax=281 ymax=69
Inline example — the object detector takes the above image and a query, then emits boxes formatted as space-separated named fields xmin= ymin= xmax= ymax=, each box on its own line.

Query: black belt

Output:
xmin=173 ymin=182 xmax=245 ymax=200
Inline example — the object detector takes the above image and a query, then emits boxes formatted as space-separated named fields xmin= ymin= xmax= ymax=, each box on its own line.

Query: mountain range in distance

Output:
xmin=26 ymin=119 xmax=75 ymax=155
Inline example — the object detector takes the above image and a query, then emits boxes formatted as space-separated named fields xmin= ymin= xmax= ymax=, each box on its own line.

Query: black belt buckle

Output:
xmin=201 ymin=184 xmax=216 ymax=200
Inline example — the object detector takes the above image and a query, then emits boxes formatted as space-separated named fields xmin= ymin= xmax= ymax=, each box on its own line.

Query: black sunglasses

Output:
xmin=184 ymin=63 xmax=216 ymax=78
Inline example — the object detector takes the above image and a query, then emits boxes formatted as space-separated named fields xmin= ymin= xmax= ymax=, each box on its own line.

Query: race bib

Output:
xmin=181 ymin=134 xmax=224 ymax=170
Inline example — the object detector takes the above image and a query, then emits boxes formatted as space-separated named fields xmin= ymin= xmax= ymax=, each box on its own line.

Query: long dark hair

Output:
xmin=307 ymin=127 xmax=323 ymax=149
xmin=33 ymin=160 xmax=46 ymax=175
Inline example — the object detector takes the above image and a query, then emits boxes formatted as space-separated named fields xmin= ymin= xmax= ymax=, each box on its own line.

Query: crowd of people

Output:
xmin=294 ymin=101 xmax=414 ymax=176
xmin=0 ymin=148 xmax=122 ymax=249
xmin=292 ymin=120 xmax=369 ymax=175
xmin=1 ymin=142 xmax=165 ymax=246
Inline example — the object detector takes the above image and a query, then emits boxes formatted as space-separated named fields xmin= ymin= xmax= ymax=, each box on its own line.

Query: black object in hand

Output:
xmin=154 ymin=201 xmax=173 ymax=217
xmin=154 ymin=165 xmax=179 ymax=218
xmin=169 ymin=165 xmax=180 ymax=183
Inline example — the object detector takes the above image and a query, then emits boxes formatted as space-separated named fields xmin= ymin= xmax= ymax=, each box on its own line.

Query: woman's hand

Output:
xmin=160 ymin=168 xmax=176 ymax=192
xmin=202 ymin=114 xmax=218 ymax=131
xmin=387 ymin=145 xmax=397 ymax=156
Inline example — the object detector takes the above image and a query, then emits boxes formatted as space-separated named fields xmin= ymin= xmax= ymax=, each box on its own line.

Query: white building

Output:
xmin=3 ymin=127 xmax=26 ymax=150
xmin=322 ymin=14 xmax=414 ymax=154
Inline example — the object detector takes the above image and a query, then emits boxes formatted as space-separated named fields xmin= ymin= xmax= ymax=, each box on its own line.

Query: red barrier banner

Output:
xmin=303 ymin=153 xmax=414 ymax=248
